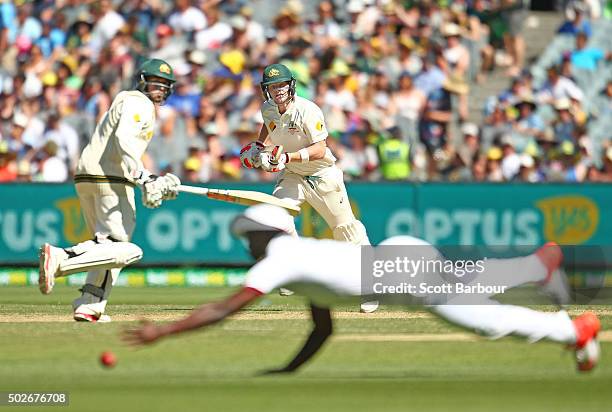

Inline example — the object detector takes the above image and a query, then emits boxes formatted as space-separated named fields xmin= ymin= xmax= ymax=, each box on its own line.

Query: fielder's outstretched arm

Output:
xmin=262 ymin=304 xmax=333 ymax=375
xmin=122 ymin=288 xmax=261 ymax=346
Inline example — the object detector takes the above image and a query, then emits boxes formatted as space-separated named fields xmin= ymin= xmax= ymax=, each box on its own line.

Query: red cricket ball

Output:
xmin=100 ymin=351 xmax=117 ymax=368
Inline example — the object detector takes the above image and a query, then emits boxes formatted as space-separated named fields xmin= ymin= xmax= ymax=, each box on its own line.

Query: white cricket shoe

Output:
xmin=535 ymin=242 xmax=571 ymax=305
xmin=73 ymin=306 xmax=112 ymax=323
xmin=279 ymin=288 xmax=295 ymax=296
xmin=360 ymin=301 xmax=379 ymax=313
xmin=38 ymin=243 xmax=67 ymax=295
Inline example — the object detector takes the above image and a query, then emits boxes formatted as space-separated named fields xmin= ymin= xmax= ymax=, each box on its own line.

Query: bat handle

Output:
xmin=178 ymin=185 xmax=210 ymax=196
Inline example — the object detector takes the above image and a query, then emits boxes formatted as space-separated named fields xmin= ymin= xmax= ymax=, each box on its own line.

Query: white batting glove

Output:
xmin=160 ymin=173 xmax=181 ymax=200
xmin=141 ymin=177 xmax=164 ymax=209
xmin=260 ymin=145 xmax=288 ymax=172
xmin=240 ymin=141 xmax=265 ymax=169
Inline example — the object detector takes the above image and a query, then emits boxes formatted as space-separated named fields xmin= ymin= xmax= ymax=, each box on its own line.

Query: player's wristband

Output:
xmin=298 ymin=148 xmax=309 ymax=163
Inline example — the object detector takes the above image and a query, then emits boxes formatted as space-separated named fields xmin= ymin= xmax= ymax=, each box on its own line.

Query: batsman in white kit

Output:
xmin=124 ymin=205 xmax=601 ymax=374
xmin=38 ymin=58 xmax=182 ymax=322
xmin=239 ymin=63 xmax=376 ymax=312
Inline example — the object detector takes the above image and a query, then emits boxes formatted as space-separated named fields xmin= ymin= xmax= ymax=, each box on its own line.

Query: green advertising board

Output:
xmin=0 ymin=183 xmax=609 ymax=265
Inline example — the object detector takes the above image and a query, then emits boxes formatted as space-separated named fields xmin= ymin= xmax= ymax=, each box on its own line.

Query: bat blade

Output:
xmin=178 ymin=185 xmax=301 ymax=216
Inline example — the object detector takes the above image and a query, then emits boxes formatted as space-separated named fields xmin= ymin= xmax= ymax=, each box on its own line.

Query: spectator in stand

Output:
xmin=513 ymin=93 xmax=545 ymax=143
xmin=195 ymin=6 xmax=231 ymax=51
xmin=377 ymin=126 xmax=410 ymax=181
xmin=498 ymin=76 xmax=527 ymax=107
xmin=7 ymin=113 xmax=34 ymax=160
xmin=486 ymin=146 xmax=504 ymax=182
xmin=89 ymin=0 xmax=125 ymax=58
xmin=481 ymin=101 xmax=512 ymax=152
xmin=517 ymin=154 xmax=540 ymax=182
xmin=150 ymin=24 xmax=187 ymax=70
xmin=0 ymin=141 xmax=17 ymax=182
xmin=457 ymin=122 xmax=481 ymax=170
xmin=557 ymin=3 xmax=593 ymax=37
xmin=500 ymin=0 xmax=528 ymax=77
xmin=570 ymin=31 xmax=610 ymax=71
xmin=42 ymin=111 xmax=80 ymax=174
xmin=37 ymin=140 xmax=68 ymax=182
xmin=389 ymin=72 xmax=426 ymax=147
xmin=441 ymin=23 xmax=470 ymax=79
xmin=168 ymin=0 xmax=207 ymax=38
xmin=551 ymin=98 xmax=579 ymax=144
xmin=470 ymin=152 xmax=488 ymax=181
xmin=565 ymin=0 xmax=602 ymax=20
xmin=419 ymin=76 xmax=453 ymax=163
xmin=414 ymin=48 xmax=446 ymax=98
xmin=500 ymin=136 xmax=521 ymax=180
xmin=537 ymin=65 xmax=584 ymax=105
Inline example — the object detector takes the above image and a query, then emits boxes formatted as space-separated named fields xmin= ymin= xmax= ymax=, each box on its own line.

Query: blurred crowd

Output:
xmin=0 ymin=0 xmax=610 ymax=184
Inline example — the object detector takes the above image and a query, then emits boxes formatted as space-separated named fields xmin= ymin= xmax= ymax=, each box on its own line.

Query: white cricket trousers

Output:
xmin=72 ymin=182 xmax=137 ymax=312
xmin=273 ymin=165 xmax=369 ymax=245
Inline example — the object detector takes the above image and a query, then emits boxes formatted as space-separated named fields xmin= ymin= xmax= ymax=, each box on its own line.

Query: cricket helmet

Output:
xmin=135 ymin=58 xmax=176 ymax=103
xmin=260 ymin=63 xmax=296 ymax=101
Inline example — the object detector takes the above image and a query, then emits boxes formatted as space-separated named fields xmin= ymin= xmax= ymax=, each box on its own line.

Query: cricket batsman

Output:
xmin=124 ymin=205 xmax=601 ymax=374
xmin=239 ymin=63 xmax=376 ymax=312
xmin=38 ymin=58 xmax=181 ymax=322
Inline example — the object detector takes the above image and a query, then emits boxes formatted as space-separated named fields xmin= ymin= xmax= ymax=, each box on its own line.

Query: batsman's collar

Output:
xmin=231 ymin=204 xmax=295 ymax=236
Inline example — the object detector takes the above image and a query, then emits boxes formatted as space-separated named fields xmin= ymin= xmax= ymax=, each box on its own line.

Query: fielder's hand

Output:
xmin=260 ymin=145 xmax=288 ymax=172
xmin=122 ymin=320 xmax=161 ymax=346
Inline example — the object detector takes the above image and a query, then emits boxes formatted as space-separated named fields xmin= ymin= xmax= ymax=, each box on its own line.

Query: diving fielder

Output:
xmin=123 ymin=205 xmax=600 ymax=373
xmin=240 ymin=63 xmax=376 ymax=311
xmin=38 ymin=58 xmax=181 ymax=322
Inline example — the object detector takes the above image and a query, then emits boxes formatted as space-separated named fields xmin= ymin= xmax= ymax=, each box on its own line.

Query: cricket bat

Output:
xmin=178 ymin=185 xmax=301 ymax=216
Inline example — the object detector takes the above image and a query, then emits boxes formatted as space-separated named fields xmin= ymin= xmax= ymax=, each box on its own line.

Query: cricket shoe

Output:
xmin=73 ymin=305 xmax=112 ymax=323
xmin=360 ymin=301 xmax=379 ymax=313
xmin=535 ymin=242 xmax=571 ymax=305
xmin=38 ymin=243 xmax=67 ymax=295
xmin=572 ymin=312 xmax=600 ymax=372
xmin=279 ymin=288 xmax=294 ymax=296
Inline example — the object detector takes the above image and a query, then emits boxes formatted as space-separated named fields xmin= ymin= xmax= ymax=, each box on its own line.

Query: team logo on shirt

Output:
xmin=269 ymin=121 xmax=276 ymax=131
xmin=288 ymin=111 xmax=301 ymax=134
xmin=288 ymin=121 xmax=299 ymax=134
xmin=159 ymin=64 xmax=171 ymax=74
xmin=316 ymin=121 xmax=324 ymax=131
xmin=133 ymin=114 xmax=141 ymax=122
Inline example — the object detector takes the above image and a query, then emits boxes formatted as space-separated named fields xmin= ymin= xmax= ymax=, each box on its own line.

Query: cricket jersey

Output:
xmin=75 ymin=90 xmax=155 ymax=185
xmin=245 ymin=235 xmax=362 ymax=306
xmin=261 ymin=96 xmax=336 ymax=176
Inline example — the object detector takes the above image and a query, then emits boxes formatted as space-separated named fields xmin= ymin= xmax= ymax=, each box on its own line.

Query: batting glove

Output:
xmin=160 ymin=173 xmax=181 ymax=200
xmin=141 ymin=177 xmax=164 ymax=208
xmin=133 ymin=169 xmax=163 ymax=208
xmin=240 ymin=141 xmax=265 ymax=169
xmin=260 ymin=145 xmax=288 ymax=172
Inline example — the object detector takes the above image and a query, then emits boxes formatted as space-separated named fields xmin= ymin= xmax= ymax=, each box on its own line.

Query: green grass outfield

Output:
xmin=1 ymin=286 xmax=611 ymax=412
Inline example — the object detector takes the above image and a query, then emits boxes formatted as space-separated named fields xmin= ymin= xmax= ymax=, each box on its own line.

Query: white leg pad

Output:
xmin=333 ymin=220 xmax=370 ymax=245
xmin=59 ymin=242 xmax=143 ymax=276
